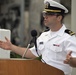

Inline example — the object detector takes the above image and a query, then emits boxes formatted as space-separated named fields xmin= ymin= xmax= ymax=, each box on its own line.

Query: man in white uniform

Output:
xmin=0 ymin=0 xmax=76 ymax=75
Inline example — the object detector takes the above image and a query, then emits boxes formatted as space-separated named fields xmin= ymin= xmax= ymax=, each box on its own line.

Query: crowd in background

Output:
xmin=0 ymin=7 xmax=20 ymax=46
xmin=0 ymin=6 xmax=21 ymax=57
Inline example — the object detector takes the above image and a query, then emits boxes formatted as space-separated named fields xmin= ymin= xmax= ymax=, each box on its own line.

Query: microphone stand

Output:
xmin=22 ymin=37 xmax=35 ymax=58
xmin=22 ymin=43 xmax=31 ymax=58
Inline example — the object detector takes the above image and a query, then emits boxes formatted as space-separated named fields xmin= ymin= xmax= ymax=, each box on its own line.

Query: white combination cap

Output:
xmin=43 ymin=0 xmax=68 ymax=14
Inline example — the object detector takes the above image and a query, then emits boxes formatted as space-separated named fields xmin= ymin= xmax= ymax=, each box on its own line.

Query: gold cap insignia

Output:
xmin=45 ymin=2 xmax=49 ymax=8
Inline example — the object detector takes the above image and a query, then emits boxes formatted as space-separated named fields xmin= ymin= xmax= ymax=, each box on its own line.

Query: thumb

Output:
xmin=5 ymin=37 xmax=10 ymax=42
xmin=68 ymin=51 xmax=72 ymax=56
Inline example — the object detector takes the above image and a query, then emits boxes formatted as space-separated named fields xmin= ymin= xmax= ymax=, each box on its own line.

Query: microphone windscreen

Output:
xmin=31 ymin=30 xmax=37 ymax=37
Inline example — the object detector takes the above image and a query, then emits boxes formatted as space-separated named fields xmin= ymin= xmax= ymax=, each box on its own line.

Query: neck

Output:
xmin=49 ymin=23 xmax=62 ymax=32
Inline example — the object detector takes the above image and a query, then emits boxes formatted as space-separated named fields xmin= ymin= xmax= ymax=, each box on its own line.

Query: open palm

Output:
xmin=0 ymin=37 xmax=12 ymax=50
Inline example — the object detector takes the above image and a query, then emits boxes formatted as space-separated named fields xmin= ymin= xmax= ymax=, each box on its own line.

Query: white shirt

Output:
xmin=30 ymin=25 xmax=76 ymax=75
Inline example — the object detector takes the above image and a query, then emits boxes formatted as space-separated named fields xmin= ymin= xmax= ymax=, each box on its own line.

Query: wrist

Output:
xmin=10 ymin=44 xmax=14 ymax=50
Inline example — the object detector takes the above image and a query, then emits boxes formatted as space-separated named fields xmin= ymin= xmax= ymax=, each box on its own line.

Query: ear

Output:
xmin=57 ymin=16 xmax=62 ymax=21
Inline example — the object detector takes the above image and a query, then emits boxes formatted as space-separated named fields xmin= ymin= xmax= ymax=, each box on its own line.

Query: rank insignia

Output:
xmin=65 ymin=29 xmax=75 ymax=36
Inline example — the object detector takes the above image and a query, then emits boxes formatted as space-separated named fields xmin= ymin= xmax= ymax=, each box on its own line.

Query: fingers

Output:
xmin=64 ymin=51 xmax=72 ymax=64
xmin=64 ymin=56 xmax=72 ymax=64
xmin=0 ymin=40 xmax=3 ymax=45
xmin=66 ymin=51 xmax=72 ymax=58
xmin=5 ymin=37 xmax=9 ymax=42
xmin=64 ymin=59 xmax=69 ymax=64
xmin=68 ymin=51 xmax=72 ymax=56
xmin=0 ymin=41 xmax=4 ymax=48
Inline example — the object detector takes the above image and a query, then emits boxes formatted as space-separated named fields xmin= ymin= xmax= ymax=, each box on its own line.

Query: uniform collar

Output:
xmin=56 ymin=24 xmax=67 ymax=36
xmin=46 ymin=24 xmax=67 ymax=37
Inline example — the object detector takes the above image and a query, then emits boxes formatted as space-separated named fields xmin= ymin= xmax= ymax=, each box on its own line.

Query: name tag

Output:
xmin=39 ymin=42 xmax=43 ymax=44
xmin=53 ymin=44 xmax=60 ymax=47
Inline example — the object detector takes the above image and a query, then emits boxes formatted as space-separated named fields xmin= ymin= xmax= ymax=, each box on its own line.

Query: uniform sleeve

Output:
xmin=64 ymin=35 xmax=76 ymax=57
xmin=30 ymin=46 xmax=39 ymax=57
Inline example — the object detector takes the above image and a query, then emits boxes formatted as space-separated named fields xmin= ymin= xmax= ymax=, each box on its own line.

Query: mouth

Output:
xmin=44 ymin=20 xmax=47 ymax=23
xmin=44 ymin=21 xmax=48 ymax=26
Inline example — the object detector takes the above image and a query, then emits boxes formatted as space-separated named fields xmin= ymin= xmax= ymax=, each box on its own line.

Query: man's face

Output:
xmin=43 ymin=12 xmax=60 ymax=28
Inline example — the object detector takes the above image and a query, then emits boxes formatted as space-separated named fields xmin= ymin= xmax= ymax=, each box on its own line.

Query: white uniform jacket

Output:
xmin=30 ymin=25 xmax=76 ymax=75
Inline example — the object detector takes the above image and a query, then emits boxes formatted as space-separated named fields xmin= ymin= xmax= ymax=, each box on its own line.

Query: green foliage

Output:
xmin=10 ymin=52 xmax=22 ymax=58
xmin=35 ymin=55 xmax=42 ymax=61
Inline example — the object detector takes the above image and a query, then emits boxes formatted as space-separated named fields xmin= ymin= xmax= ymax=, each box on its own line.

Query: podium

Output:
xmin=0 ymin=59 xmax=64 ymax=75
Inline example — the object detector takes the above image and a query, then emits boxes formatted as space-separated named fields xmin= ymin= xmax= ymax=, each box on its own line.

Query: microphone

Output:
xmin=22 ymin=30 xmax=38 ymax=58
xmin=31 ymin=30 xmax=39 ymax=56
xmin=31 ymin=30 xmax=37 ymax=37
xmin=31 ymin=30 xmax=46 ymax=63
xmin=30 ymin=30 xmax=37 ymax=44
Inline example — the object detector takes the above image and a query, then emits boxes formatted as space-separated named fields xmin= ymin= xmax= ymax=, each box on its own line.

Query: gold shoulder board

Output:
xmin=65 ymin=29 xmax=75 ymax=36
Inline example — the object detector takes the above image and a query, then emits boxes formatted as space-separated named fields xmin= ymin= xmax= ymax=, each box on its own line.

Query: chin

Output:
xmin=44 ymin=24 xmax=49 ymax=27
xmin=44 ymin=23 xmax=47 ymax=26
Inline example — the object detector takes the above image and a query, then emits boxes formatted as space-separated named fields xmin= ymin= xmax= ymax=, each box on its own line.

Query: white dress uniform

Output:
xmin=30 ymin=25 xmax=76 ymax=75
